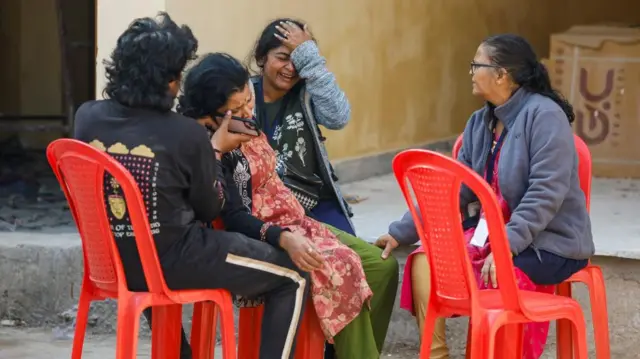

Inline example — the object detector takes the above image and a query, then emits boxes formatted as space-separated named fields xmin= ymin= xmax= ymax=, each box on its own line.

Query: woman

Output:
xmin=178 ymin=53 xmax=399 ymax=359
xmin=376 ymin=34 xmax=595 ymax=359
xmin=248 ymin=18 xmax=355 ymax=236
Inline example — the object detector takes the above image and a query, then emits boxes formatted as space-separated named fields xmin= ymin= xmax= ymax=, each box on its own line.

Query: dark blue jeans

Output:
xmin=311 ymin=199 xmax=355 ymax=235
xmin=513 ymin=247 xmax=588 ymax=285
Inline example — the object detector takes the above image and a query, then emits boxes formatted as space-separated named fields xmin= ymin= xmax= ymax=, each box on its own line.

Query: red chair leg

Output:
xmin=115 ymin=296 xmax=143 ymax=359
xmin=493 ymin=324 xmax=523 ymax=359
xmin=466 ymin=313 xmax=489 ymax=359
xmin=239 ymin=301 xmax=323 ymax=359
xmin=191 ymin=302 xmax=219 ymax=359
xmin=71 ymin=286 xmax=92 ymax=359
xmin=588 ymin=266 xmax=611 ymax=359
xmin=151 ymin=304 xmax=183 ymax=359
xmin=556 ymin=281 xmax=574 ymax=359
xmin=465 ymin=321 xmax=472 ymax=359
xmin=238 ymin=307 xmax=263 ymax=359
xmin=217 ymin=298 xmax=237 ymax=359
xmin=294 ymin=300 xmax=324 ymax=359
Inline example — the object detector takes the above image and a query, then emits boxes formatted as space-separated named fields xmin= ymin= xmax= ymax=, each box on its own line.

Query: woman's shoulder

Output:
xmin=518 ymin=94 xmax=572 ymax=142
xmin=524 ymin=93 xmax=566 ymax=117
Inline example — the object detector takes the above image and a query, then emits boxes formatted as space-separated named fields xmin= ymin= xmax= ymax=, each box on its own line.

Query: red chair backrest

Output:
xmin=573 ymin=135 xmax=592 ymax=211
xmin=393 ymin=150 xmax=521 ymax=312
xmin=47 ymin=139 xmax=168 ymax=295
xmin=451 ymin=133 xmax=592 ymax=211
xmin=452 ymin=135 xmax=463 ymax=161
xmin=212 ymin=218 xmax=225 ymax=230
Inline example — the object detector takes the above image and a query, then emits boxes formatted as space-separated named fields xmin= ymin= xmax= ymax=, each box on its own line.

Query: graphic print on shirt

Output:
xmin=89 ymin=139 xmax=161 ymax=238
xmin=294 ymin=137 xmax=307 ymax=167
xmin=274 ymin=112 xmax=309 ymax=170
xmin=274 ymin=142 xmax=293 ymax=173
xmin=273 ymin=125 xmax=283 ymax=144
xmin=285 ymin=112 xmax=305 ymax=134
xmin=230 ymin=149 xmax=252 ymax=211
xmin=108 ymin=177 xmax=126 ymax=220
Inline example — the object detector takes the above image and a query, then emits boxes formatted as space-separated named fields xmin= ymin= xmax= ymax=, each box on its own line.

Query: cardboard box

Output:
xmin=547 ymin=25 xmax=640 ymax=178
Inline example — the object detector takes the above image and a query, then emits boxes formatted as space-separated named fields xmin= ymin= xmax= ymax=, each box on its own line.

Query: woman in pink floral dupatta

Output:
xmin=375 ymin=34 xmax=594 ymax=359
xmin=179 ymin=53 xmax=399 ymax=359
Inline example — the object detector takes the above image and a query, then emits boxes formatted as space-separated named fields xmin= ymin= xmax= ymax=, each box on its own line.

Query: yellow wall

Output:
xmin=95 ymin=0 xmax=166 ymax=99
xmin=94 ymin=0 xmax=640 ymax=160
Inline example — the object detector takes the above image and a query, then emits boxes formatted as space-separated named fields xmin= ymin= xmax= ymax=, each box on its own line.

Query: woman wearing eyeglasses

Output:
xmin=178 ymin=53 xmax=398 ymax=359
xmin=376 ymin=34 xmax=594 ymax=359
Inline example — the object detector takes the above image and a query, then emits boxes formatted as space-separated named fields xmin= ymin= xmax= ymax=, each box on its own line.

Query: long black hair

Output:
xmin=103 ymin=12 xmax=198 ymax=112
xmin=246 ymin=18 xmax=311 ymax=74
xmin=482 ymin=34 xmax=574 ymax=123
xmin=177 ymin=53 xmax=249 ymax=119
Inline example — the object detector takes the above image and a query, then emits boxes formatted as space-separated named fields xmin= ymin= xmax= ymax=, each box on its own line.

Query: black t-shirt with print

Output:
xmin=73 ymin=99 xmax=223 ymax=289
xmin=263 ymin=90 xmax=340 ymax=211
xmin=264 ymin=96 xmax=320 ymax=181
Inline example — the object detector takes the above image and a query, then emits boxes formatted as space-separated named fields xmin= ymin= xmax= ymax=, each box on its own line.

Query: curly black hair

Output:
xmin=177 ymin=53 xmax=249 ymax=119
xmin=103 ymin=12 xmax=198 ymax=112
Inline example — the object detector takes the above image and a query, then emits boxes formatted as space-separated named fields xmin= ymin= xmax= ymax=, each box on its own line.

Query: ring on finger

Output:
xmin=306 ymin=247 xmax=314 ymax=254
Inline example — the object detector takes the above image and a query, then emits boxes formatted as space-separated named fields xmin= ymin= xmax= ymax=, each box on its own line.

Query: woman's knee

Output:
xmin=411 ymin=253 xmax=430 ymax=275
xmin=362 ymin=251 xmax=399 ymax=293
xmin=381 ymin=254 xmax=400 ymax=278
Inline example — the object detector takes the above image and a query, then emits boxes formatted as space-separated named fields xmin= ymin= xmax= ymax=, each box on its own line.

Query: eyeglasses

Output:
xmin=470 ymin=62 xmax=501 ymax=75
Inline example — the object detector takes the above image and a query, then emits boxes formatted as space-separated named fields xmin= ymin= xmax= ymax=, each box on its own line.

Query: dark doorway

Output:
xmin=0 ymin=0 xmax=95 ymax=232
xmin=0 ymin=0 xmax=96 ymax=139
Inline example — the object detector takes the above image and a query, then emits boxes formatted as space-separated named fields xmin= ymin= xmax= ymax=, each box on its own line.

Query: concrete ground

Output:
xmin=0 ymin=328 xmax=423 ymax=358
xmin=2 ymin=175 xmax=640 ymax=357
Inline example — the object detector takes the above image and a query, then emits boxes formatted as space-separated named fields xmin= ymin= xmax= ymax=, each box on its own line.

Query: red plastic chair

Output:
xmin=453 ymin=133 xmax=610 ymax=359
xmin=555 ymin=136 xmax=610 ymax=359
xmin=46 ymin=139 xmax=236 ymax=359
xmin=392 ymin=149 xmax=588 ymax=359
xmin=202 ymin=219 xmax=324 ymax=359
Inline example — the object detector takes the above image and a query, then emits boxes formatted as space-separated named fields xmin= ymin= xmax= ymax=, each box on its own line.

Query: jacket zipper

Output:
xmin=299 ymin=89 xmax=355 ymax=231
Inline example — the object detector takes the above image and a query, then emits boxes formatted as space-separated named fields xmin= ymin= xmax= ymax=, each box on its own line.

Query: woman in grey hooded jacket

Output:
xmin=375 ymin=34 xmax=594 ymax=359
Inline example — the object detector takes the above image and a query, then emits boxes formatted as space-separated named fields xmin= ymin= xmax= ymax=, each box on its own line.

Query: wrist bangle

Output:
xmin=260 ymin=222 xmax=274 ymax=242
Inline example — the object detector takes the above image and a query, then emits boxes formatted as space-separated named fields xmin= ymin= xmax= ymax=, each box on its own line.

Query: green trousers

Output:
xmin=326 ymin=226 xmax=399 ymax=359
